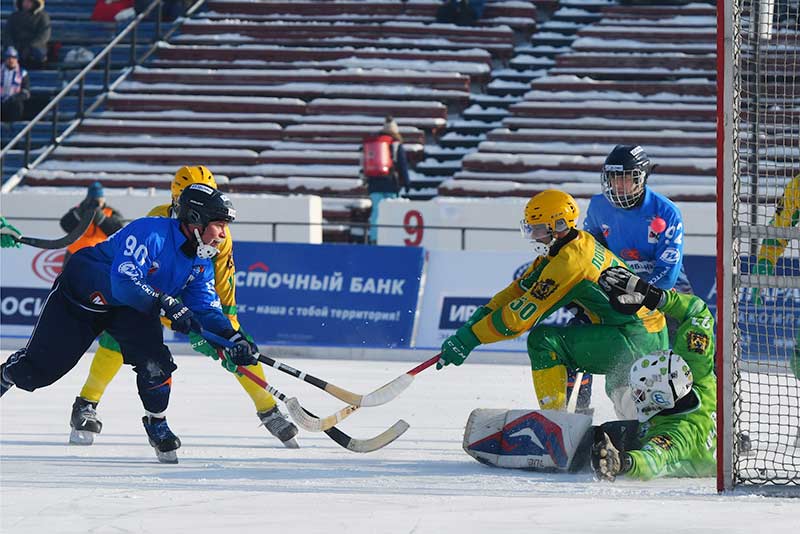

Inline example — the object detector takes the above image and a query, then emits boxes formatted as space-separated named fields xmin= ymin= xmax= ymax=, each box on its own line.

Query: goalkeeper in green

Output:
xmin=589 ymin=266 xmax=716 ymax=481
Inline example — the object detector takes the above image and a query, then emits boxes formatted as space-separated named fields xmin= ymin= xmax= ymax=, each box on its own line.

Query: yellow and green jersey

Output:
xmin=148 ymin=203 xmax=240 ymax=330
xmin=470 ymin=229 xmax=665 ymax=344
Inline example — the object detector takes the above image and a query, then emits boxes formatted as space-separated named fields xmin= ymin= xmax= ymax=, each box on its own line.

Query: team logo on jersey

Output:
xmin=147 ymin=261 xmax=160 ymax=276
xmin=530 ymin=278 xmax=559 ymax=301
xmin=601 ymin=224 xmax=610 ymax=238
xmin=118 ymin=261 xmax=142 ymax=279
xmin=88 ymin=292 xmax=107 ymax=305
xmin=686 ymin=331 xmax=709 ymax=354
xmin=620 ymin=248 xmax=641 ymax=261
xmin=649 ymin=434 xmax=673 ymax=451
xmin=659 ymin=248 xmax=681 ymax=264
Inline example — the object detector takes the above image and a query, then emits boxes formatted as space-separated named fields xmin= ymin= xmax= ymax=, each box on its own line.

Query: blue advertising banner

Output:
xmin=681 ymin=255 xmax=797 ymax=365
xmin=232 ymin=242 xmax=425 ymax=348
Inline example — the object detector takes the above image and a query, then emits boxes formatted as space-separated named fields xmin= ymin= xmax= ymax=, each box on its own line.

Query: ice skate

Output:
xmin=142 ymin=415 xmax=181 ymax=464
xmin=69 ymin=397 xmax=103 ymax=445
xmin=258 ymin=406 xmax=299 ymax=448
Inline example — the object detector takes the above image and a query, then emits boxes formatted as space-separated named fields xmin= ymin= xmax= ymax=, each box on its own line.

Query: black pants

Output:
xmin=1 ymin=97 xmax=25 ymax=123
xmin=4 ymin=278 xmax=176 ymax=414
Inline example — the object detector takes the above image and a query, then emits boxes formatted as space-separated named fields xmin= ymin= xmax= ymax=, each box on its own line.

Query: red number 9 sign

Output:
xmin=403 ymin=210 xmax=424 ymax=246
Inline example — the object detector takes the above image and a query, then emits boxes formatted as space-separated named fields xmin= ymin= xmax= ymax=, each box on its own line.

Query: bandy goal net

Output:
xmin=718 ymin=0 xmax=800 ymax=491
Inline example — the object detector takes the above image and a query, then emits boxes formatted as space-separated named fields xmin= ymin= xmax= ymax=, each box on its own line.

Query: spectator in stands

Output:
xmin=436 ymin=0 xmax=485 ymax=25
xmin=135 ymin=0 xmax=187 ymax=22
xmin=4 ymin=0 xmax=51 ymax=69
xmin=1 ymin=47 xmax=30 ymax=123
xmin=59 ymin=181 xmax=124 ymax=266
xmin=362 ymin=116 xmax=410 ymax=244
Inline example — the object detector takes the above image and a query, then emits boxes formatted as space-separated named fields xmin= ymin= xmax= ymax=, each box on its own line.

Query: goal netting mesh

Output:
xmin=725 ymin=0 xmax=800 ymax=488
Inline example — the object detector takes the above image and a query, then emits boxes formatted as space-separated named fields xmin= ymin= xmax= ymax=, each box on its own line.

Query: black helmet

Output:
xmin=601 ymin=144 xmax=651 ymax=209
xmin=176 ymin=183 xmax=236 ymax=227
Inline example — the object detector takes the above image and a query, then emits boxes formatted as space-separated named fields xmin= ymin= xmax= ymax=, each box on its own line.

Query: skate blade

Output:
xmin=69 ymin=429 xmax=96 ymax=445
xmin=282 ymin=437 xmax=300 ymax=449
xmin=155 ymin=449 xmax=178 ymax=464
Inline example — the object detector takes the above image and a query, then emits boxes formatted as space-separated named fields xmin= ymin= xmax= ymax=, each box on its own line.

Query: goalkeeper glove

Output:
xmin=598 ymin=266 xmax=665 ymax=315
xmin=591 ymin=431 xmax=632 ymax=482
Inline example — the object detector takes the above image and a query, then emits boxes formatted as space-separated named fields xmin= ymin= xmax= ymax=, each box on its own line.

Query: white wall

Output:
xmin=0 ymin=188 xmax=323 ymax=243
xmin=377 ymin=197 xmax=717 ymax=255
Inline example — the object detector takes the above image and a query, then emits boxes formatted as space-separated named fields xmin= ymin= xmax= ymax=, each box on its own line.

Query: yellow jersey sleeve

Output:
xmin=213 ymin=230 xmax=240 ymax=330
xmin=757 ymin=174 xmax=800 ymax=265
xmin=485 ymin=257 xmax=543 ymax=311
xmin=472 ymin=249 xmax=587 ymax=344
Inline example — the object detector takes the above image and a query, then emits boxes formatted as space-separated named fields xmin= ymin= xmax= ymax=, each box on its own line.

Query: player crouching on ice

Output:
xmin=0 ymin=184 xmax=260 ymax=464
xmin=590 ymin=266 xmax=717 ymax=481
xmin=462 ymin=264 xmax=716 ymax=481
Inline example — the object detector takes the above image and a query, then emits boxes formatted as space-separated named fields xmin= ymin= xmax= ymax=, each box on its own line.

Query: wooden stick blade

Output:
xmin=286 ymin=399 xmax=358 ymax=432
xmin=358 ymin=373 xmax=415 ymax=407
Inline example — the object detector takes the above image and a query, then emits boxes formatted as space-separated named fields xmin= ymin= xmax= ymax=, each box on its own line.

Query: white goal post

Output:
xmin=718 ymin=0 xmax=800 ymax=491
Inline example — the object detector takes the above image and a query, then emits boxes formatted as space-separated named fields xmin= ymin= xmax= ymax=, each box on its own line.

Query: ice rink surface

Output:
xmin=0 ymin=350 xmax=797 ymax=533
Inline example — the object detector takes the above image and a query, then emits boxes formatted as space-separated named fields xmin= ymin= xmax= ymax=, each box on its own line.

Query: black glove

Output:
xmin=224 ymin=330 xmax=259 ymax=366
xmin=591 ymin=431 xmax=632 ymax=482
xmin=598 ymin=266 xmax=664 ymax=315
xmin=158 ymin=294 xmax=201 ymax=335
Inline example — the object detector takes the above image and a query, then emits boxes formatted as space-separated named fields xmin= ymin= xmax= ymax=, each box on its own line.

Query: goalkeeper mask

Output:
xmin=629 ymin=351 xmax=693 ymax=422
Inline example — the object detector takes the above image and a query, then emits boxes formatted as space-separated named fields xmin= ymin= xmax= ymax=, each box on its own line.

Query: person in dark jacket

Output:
xmin=4 ymin=0 xmax=51 ymax=69
xmin=60 ymin=181 xmax=125 ymax=266
xmin=1 ymin=46 xmax=30 ymax=122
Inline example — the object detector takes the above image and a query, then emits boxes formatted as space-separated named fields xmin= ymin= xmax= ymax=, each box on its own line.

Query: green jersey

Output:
xmin=627 ymin=291 xmax=717 ymax=480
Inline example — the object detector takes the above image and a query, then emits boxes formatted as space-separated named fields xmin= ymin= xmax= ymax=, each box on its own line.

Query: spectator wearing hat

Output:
xmin=59 ymin=182 xmax=125 ymax=266
xmin=1 ymin=46 xmax=29 ymax=123
xmin=361 ymin=115 xmax=410 ymax=244
xmin=4 ymin=0 xmax=51 ymax=69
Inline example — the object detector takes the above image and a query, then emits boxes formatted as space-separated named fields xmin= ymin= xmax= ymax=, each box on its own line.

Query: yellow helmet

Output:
xmin=520 ymin=190 xmax=579 ymax=254
xmin=171 ymin=165 xmax=217 ymax=203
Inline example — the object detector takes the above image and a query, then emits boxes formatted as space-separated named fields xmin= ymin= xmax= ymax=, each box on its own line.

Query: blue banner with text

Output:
xmin=232 ymin=242 xmax=424 ymax=348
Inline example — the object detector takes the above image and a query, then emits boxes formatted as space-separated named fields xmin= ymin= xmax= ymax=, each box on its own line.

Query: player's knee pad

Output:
xmin=531 ymin=365 xmax=567 ymax=410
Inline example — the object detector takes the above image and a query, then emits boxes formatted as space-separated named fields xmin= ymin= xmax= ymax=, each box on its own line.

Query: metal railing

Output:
xmin=0 ymin=0 xmax=206 ymax=193
xmin=4 ymin=215 xmax=718 ymax=251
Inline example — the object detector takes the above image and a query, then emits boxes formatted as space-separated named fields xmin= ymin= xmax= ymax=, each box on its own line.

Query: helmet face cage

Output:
xmin=601 ymin=145 xmax=650 ymax=209
xmin=629 ymin=351 xmax=693 ymax=422
xmin=601 ymin=167 xmax=647 ymax=209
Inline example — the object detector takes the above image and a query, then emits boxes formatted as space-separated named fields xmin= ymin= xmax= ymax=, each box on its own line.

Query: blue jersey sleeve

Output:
xmin=583 ymin=198 xmax=608 ymax=247
xmin=180 ymin=264 xmax=233 ymax=335
xmin=648 ymin=204 xmax=685 ymax=289
xmin=108 ymin=221 xmax=165 ymax=314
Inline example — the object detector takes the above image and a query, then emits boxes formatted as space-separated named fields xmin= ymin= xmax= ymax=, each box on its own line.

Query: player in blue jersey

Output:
xmin=570 ymin=145 xmax=692 ymax=417
xmin=0 ymin=184 xmax=259 ymax=463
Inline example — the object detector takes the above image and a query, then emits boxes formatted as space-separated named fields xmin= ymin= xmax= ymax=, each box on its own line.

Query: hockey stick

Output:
xmin=214 ymin=348 xmax=408 ymax=451
xmin=201 ymin=329 xmax=418 ymax=408
xmin=213 ymin=347 xmax=357 ymax=432
xmin=0 ymin=208 xmax=97 ymax=249
xmin=566 ymin=371 xmax=584 ymax=414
